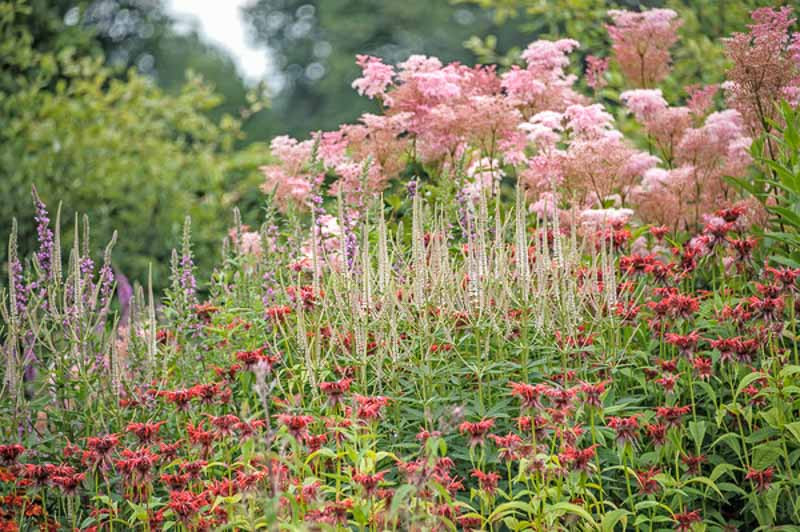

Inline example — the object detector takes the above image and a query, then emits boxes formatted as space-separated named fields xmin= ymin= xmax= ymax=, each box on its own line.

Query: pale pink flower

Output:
xmin=502 ymin=39 xmax=584 ymax=114
xmin=585 ymin=55 xmax=609 ymax=90
xmin=521 ymin=39 xmax=580 ymax=73
xmin=620 ymin=89 xmax=668 ymax=122
xmin=607 ymin=9 xmax=682 ymax=87
xmin=723 ymin=7 xmax=800 ymax=135
xmin=240 ymin=232 xmax=263 ymax=258
xmin=461 ymin=158 xmax=503 ymax=201
xmin=564 ymin=104 xmax=614 ymax=137
xmin=397 ymin=55 xmax=443 ymax=80
xmin=352 ymin=55 xmax=395 ymax=99
xmin=685 ymin=84 xmax=719 ymax=117
xmin=580 ymin=207 xmax=634 ymax=227
xmin=529 ymin=191 xmax=561 ymax=219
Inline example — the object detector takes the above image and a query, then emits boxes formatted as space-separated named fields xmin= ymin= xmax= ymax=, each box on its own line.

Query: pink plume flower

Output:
xmin=723 ymin=6 xmax=800 ymax=135
xmin=607 ymin=9 xmax=682 ymax=87
xmin=620 ymin=89 xmax=668 ymax=121
xmin=352 ymin=55 xmax=395 ymax=99
xmin=585 ymin=55 xmax=609 ymax=90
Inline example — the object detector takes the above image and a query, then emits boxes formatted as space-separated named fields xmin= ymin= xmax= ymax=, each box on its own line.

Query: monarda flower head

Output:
xmin=559 ymin=444 xmax=598 ymax=473
xmin=655 ymin=405 xmax=691 ymax=428
xmin=490 ymin=433 xmax=524 ymax=462
xmin=319 ymin=377 xmax=353 ymax=406
xmin=351 ymin=469 xmax=387 ymax=495
xmin=125 ymin=421 xmax=166 ymax=445
xmin=673 ymin=510 xmax=702 ymax=532
xmin=353 ymin=395 xmax=389 ymax=421
xmin=509 ymin=381 xmax=548 ymax=410
xmin=580 ymin=380 xmax=609 ymax=409
xmin=277 ymin=414 xmax=315 ymax=440
xmin=459 ymin=418 xmax=495 ymax=446
xmin=0 ymin=444 xmax=25 ymax=465
xmin=471 ymin=469 xmax=500 ymax=495
xmin=607 ymin=415 xmax=640 ymax=446
xmin=635 ymin=467 xmax=662 ymax=495
xmin=664 ymin=330 xmax=701 ymax=356
xmin=745 ymin=467 xmax=774 ymax=493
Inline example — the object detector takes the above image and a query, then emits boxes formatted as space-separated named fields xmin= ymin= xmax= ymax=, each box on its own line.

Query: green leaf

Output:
xmin=780 ymin=365 xmax=800 ymax=380
xmin=785 ymin=422 xmax=800 ymax=445
xmin=601 ymin=508 xmax=630 ymax=532
xmin=684 ymin=476 xmax=723 ymax=498
xmin=548 ymin=502 xmax=598 ymax=528
xmin=752 ymin=441 xmax=783 ymax=470
xmin=709 ymin=463 xmax=736 ymax=482
xmin=688 ymin=420 xmax=708 ymax=449
xmin=489 ymin=501 xmax=534 ymax=521
xmin=736 ymin=372 xmax=767 ymax=399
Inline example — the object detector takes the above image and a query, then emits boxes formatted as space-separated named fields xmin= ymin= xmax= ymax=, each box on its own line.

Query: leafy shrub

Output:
xmin=741 ymin=102 xmax=800 ymax=268
xmin=0 ymin=0 xmax=265 ymax=290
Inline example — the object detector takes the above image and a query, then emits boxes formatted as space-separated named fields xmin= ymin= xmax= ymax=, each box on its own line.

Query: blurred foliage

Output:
xmin=0 ymin=0 xmax=267 ymax=290
xmin=18 ymin=0 xmax=276 ymax=144
xmin=149 ymin=29 xmax=274 ymax=147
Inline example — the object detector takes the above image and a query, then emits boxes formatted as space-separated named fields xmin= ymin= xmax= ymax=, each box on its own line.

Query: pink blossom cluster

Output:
xmin=518 ymin=103 xmax=658 ymax=209
xmin=624 ymin=95 xmax=754 ymax=229
xmin=265 ymin=40 xmax=585 ymax=208
xmin=259 ymin=6 xmax=787 ymax=231
xmin=606 ymin=9 xmax=682 ymax=87
xmin=259 ymin=136 xmax=318 ymax=210
xmin=723 ymin=6 xmax=800 ymax=135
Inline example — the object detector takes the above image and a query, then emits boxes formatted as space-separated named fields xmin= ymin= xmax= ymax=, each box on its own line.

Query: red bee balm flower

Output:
xmin=471 ymin=469 xmax=500 ymax=495
xmin=745 ymin=467 xmax=774 ymax=493
xmin=0 ymin=445 xmax=25 ymax=465
xmin=354 ymin=395 xmax=389 ymax=421
xmin=490 ymin=433 xmax=524 ymax=462
xmin=655 ymin=405 xmax=691 ymax=428
xmin=673 ymin=510 xmax=701 ymax=531
xmin=636 ymin=467 xmax=662 ymax=494
xmin=459 ymin=419 xmax=495 ymax=446
xmin=351 ymin=470 xmax=386 ymax=495
xmin=277 ymin=414 xmax=314 ymax=439
xmin=607 ymin=415 xmax=639 ymax=445
xmin=319 ymin=378 xmax=352 ymax=406
xmin=509 ymin=381 xmax=547 ymax=409
xmin=126 ymin=421 xmax=166 ymax=444
xmin=559 ymin=444 xmax=598 ymax=473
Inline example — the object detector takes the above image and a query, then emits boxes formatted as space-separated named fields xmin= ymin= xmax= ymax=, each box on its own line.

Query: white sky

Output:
xmin=167 ymin=0 xmax=269 ymax=83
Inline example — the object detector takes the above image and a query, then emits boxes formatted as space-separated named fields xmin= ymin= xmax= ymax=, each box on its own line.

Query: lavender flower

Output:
xmin=407 ymin=180 xmax=418 ymax=198
xmin=32 ymin=191 xmax=54 ymax=280
xmin=10 ymin=255 xmax=28 ymax=317
xmin=178 ymin=218 xmax=197 ymax=304
xmin=116 ymin=269 xmax=133 ymax=325
xmin=98 ymin=263 xmax=115 ymax=309
xmin=179 ymin=252 xmax=196 ymax=299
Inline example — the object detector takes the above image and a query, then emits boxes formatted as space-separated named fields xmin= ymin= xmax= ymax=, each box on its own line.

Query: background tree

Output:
xmin=0 ymin=0 xmax=266 ymax=290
